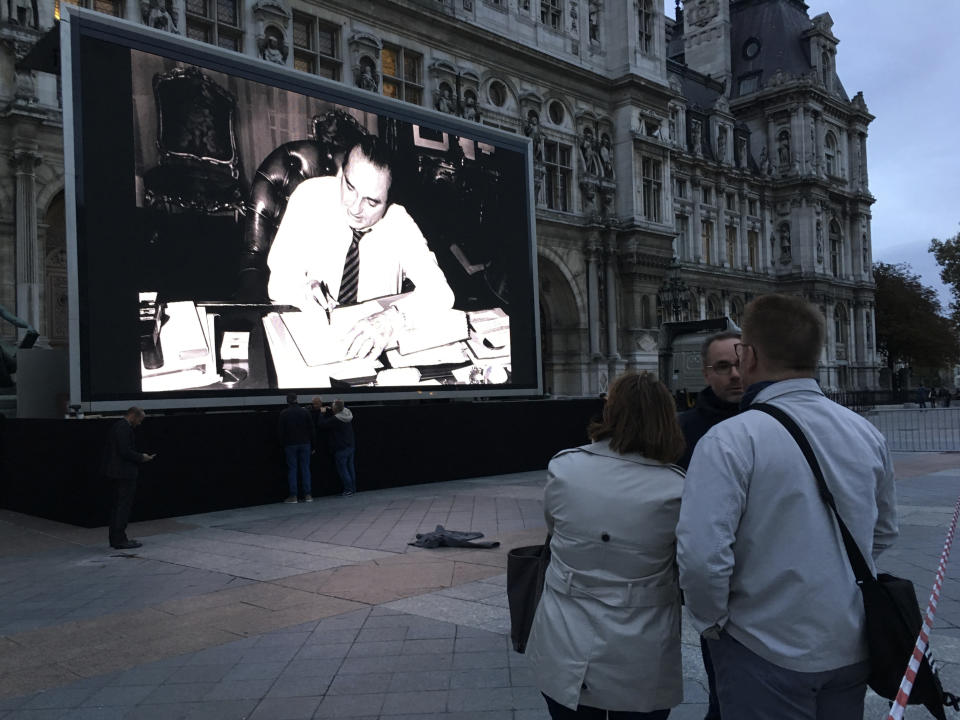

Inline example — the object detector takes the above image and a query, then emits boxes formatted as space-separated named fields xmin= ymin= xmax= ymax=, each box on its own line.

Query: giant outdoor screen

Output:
xmin=62 ymin=10 xmax=540 ymax=411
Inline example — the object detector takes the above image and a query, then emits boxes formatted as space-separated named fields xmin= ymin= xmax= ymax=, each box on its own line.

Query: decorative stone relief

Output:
xmin=349 ymin=32 xmax=382 ymax=93
xmin=257 ymin=26 xmax=288 ymax=64
xmin=141 ymin=0 xmax=177 ymax=32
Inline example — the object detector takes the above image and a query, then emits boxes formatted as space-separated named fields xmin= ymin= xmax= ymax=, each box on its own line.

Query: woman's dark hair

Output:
xmin=587 ymin=371 xmax=685 ymax=463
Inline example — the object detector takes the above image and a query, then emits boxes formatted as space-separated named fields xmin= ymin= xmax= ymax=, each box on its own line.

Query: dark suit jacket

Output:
xmin=103 ymin=418 xmax=144 ymax=480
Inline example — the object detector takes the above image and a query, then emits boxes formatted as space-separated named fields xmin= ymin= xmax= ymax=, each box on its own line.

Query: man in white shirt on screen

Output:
xmin=266 ymin=135 xmax=454 ymax=360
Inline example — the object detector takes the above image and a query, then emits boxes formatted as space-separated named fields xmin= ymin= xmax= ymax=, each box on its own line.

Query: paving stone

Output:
xmin=246 ymin=695 xmax=323 ymax=719
xmin=313 ymin=692 xmax=385 ymax=717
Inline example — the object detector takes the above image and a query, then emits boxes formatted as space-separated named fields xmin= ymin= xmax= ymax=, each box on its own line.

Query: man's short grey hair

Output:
xmin=700 ymin=330 xmax=742 ymax=365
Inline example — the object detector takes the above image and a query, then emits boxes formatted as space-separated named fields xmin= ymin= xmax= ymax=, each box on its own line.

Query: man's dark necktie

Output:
xmin=338 ymin=228 xmax=363 ymax=305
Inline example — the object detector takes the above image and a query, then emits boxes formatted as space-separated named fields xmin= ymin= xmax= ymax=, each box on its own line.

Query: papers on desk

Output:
xmin=277 ymin=301 xmax=381 ymax=367
xmin=395 ymin=309 xmax=468 ymax=355
xmin=141 ymin=300 xmax=221 ymax=392
xmin=263 ymin=311 xmax=378 ymax=388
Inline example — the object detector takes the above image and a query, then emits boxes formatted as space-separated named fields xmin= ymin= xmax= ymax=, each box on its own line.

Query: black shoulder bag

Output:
xmin=507 ymin=534 xmax=551 ymax=653
xmin=753 ymin=403 xmax=956 ymax=719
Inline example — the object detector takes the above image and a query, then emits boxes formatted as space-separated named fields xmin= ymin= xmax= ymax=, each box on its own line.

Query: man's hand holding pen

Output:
xmin=305 ymin=277 xmax=400 ymax=360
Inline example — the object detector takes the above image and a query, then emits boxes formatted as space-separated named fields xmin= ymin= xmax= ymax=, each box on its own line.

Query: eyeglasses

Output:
xmin=705 ymin=360 xmax=740 ymax=376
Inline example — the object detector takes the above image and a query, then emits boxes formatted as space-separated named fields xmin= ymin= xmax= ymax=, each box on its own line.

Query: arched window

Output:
xmin=824 ymin=132 xmax=837 ymax=176
xmin=707 ymin=294 xmax=723 ymax=319
xmin=821 ymin=51 xmax=831 ymax=90
xmin=730 ymin=297 xmax=744 ymax=327
xmin=830 ymin=219 xmax=842 ymax=277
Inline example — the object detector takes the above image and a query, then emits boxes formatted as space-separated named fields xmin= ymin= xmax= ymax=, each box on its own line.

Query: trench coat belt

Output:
xmin=544 ymin=562 xmax=679 ymax=608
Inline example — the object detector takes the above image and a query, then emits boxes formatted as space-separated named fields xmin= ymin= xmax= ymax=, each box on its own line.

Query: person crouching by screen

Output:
xmin=525 ymin=371 xmax=686 ymax=720
xmin=315 ymin=399 xmax=356 ymax=497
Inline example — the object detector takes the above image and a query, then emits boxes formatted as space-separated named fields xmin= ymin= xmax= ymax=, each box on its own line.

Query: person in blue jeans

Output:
xmin=278 ymin=393 xmax=315 ymax=503
xmin=315 ymin=399 xmax=356 ymax=496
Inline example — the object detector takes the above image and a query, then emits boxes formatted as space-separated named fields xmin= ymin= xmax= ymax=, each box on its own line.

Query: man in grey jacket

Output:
xmin=677 ymin=294 xmax=898 ymax=719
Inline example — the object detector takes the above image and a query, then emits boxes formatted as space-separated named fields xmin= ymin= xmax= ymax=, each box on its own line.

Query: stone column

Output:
xmin=691 ymin=180 xmax=702 ymax=262
xmin=738 ymin=190 xmax=748 ymax=270
xmin=824 ymin=298 xmax=836 ymax=388
xmin=859 ymin=133 xmax=868 ymax=189
xmin=586 ymin=237 xmax=602 ymax=359
xmin=604 ymin=238 xmax=619 ymax=360
xmin=792 ymin=107 xmax=804 ymax=175
xmin=13 ymin=146 xmax=43 ymax=339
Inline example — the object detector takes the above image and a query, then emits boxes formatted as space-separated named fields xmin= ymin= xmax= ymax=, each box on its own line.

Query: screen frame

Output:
xmin=62 ymin=8 xmax=542 ymax=411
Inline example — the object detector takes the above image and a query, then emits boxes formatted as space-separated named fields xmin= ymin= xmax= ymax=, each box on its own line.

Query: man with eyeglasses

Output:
xmin=676 ymin=294 xmax=898 ymax=720
xmin=675 ymin=329 xmax=743 ymax=720
xmin=676 ymin=330 xmax=743 ymax=471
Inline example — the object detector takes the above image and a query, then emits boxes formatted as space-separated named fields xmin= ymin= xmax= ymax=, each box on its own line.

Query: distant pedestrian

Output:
xmin=917 ymin=384 xmax=927 ymax=408
xmin=103 ymin=407 xmax=155 ymax=549
xmin=316 ymin=399 xmax=356 ymax=496
xmin=279 ymin=393 xmax=315 ymax=503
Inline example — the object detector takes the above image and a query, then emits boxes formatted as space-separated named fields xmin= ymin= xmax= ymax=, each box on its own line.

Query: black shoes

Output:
xmin=111 ymin=539 xmax=142 ymax=550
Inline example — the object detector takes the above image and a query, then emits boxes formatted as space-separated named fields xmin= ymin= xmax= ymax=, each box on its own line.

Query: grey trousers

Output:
xmin=707 ymin=631 xmax=870 ymax=720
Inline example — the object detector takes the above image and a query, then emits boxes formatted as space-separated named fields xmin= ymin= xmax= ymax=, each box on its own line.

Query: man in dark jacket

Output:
xmin=316 ymin=399 xmax=356 ymax=496
xmin=279 ymin=393 xmax=315 ymax=503
xmin=677 ymin=331 xmax=743 ymax=470
xmin=104 ymin=407 xmax=155 ymax=549
xmin=677 ymin=330 xmax=743 ymax=720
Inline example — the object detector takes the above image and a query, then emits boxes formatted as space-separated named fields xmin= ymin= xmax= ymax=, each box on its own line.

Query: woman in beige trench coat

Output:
xmin=526 ymin=371 xmax=686 ymax=719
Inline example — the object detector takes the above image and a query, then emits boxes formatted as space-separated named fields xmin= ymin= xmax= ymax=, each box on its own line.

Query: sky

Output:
xmin=666 ymin=0 xmax=960 ymax=311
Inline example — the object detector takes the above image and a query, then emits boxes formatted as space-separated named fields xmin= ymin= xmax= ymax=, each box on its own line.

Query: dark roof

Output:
xmin=667 ymin=0 xmax=849 ymax=101
xmin=729 ymin=0 xmax=848 ymax=99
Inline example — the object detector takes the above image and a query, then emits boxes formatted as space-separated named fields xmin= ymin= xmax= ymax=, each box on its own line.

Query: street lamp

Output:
xmin=658 ymin=257 xmax=689 ymax=322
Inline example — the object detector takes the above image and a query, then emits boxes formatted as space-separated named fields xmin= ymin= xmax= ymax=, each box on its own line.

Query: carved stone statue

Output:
xmin=690 ymin=119 xmax=702 ymax=155
xmin=777 ymin=132 xmax=791 ymax=170
xmin=524 ymin=110 xmax=544 ymax=162
xmin=0 ymin=303 xmax=38 ymax=388
xmin=816 ymin=220 xmax=824 ymax=264
xmin=759 ymin=145 xmax=769 ymax=174
xmin=736 ymin=136 xmax=747 ymax=169
xmin=357 ymin=60 xmax=379 ymax=92
xmin=435 ymin=85 xmax=454 ymax=114
xmin=259 ymin=35 xmax=287 ymax=65
xmin=579 ymin=128 xmax=603 ymax=176
xmin=142 ymin=0 xmax=176 ymax=32
xmin=588 ymin=4 xmax=599 ymax=42
xmin=717 ymin=126 xmax=727 ymax=163
xmin=462 ymin=94 xmax=480 ymax=122
xmin=599 ymin=133 xmax=614 ymax=179
xmin=779 ymin=223 xmax=792 ymax=264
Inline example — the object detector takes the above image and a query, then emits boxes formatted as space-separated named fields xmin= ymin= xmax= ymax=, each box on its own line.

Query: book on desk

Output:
xmin=264 ymin=299 xmax=510 ymax=388
xmin=140 ymin=299 xmax=222 ymax=392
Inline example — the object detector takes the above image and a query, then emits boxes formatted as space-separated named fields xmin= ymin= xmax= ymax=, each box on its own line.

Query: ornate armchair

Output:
xmin=238 ymin=109 xmax=367 ymax=301
xmin=143 ymin=66 xmax=245 ymax=215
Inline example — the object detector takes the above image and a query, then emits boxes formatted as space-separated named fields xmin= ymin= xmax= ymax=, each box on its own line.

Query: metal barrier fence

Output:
xmin=861 ymin=407 xmax=960 ymax=452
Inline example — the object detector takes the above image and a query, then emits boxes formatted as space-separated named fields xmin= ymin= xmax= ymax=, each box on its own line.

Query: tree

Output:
xmin=873 ymin=262 xmax=960 ymax=374
xmin=930 ymin=228 xmax=960 ymax=329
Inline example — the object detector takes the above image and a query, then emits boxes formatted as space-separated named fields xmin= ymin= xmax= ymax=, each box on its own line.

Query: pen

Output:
xmin=307 ymin=280 xmax=333 ymax=324
xmin=319 ymin=281 xmax=339 ymax=324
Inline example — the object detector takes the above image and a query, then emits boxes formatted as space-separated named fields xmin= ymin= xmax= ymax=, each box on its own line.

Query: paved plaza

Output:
xmin=0 ymin=452 xmax=958 ymax=719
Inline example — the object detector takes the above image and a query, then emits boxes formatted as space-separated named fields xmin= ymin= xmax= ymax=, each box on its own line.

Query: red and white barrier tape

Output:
xmin=886 ymin=495 xmax=960 ymax=720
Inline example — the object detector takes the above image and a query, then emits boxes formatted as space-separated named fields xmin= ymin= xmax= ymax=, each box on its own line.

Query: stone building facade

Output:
xmin=0 ymin=0 xmax=879 ymax=396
